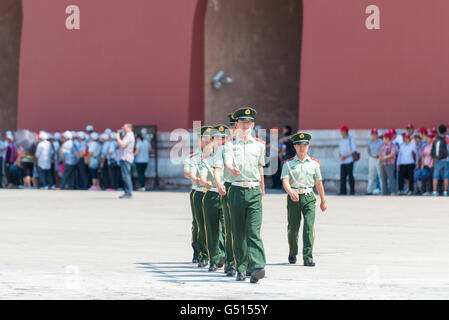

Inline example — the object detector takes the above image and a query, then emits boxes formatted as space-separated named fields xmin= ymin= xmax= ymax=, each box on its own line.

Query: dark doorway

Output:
xmin=204 ymin=0 xmax=302 ymax=130
xmin=0 ymin=0 xmax=22 ymax=131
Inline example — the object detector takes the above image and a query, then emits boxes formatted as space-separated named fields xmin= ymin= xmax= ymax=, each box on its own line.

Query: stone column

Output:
xmin=0 ymin=0 xmax=22 ymax=131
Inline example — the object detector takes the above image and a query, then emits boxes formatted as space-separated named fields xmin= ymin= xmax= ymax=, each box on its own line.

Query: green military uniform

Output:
xmin=189 ymin=126 xmax=213 ymax=266
xmin=212 ymin=119 xmax=236 ymax=274
xmin=280 ymin=132 xmax=322 ymax=264
xmin=199 ymin=126 xmax=229 ymax=270
xmin=184 ymin=152 xmax=200 ymax=261
xmin=223 ymin=107 xmax=266 ymax=282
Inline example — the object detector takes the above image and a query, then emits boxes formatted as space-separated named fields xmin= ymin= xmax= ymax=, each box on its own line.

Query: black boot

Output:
xmin=236 ymin=272 xmax=246 ymax=281
xmin=304 ymin=260 xmax=316 ymax=267
xmin=208 ymin=264 xmax=218 ymax=272
xmin=217 ymin=257 xmax=226 ymax=268
xmin=198 ymin=260 xmax=208 ymax=267
xmin=288 ymin=256 xmax=297 ymax=264
xmin=250 ymin=269 xmax=266 ymax=284
xmin=226 ymin=267 xmax=236 ymax=277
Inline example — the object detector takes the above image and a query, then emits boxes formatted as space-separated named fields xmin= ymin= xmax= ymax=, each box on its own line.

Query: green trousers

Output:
xmin=192 ymin=190 xmax=208 ymax=261
xmin=287 ymin=193 xmax=316 ymax=262
xmin=189 ymin=190 xmax=200 ymax=259
xmin=203 ymin=191 xmax=225 ymax=265
xmin=228 ymin=185 xmax=266 ymax=274
xmin=220 ymin=182 xmax=235 ymax=268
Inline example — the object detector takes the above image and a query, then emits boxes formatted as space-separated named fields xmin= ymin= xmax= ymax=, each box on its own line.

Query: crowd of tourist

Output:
xmin=0 ymin=125 xmax=153 ymax=192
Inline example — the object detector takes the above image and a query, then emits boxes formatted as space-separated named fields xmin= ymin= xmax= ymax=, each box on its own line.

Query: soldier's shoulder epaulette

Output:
xmin=255 ymin=137 xmax=266 ymax=144
xmin=189 ymin=153 xmax=199 ymax=158
xmin=310 ymin=157 xmax=321 ymax=163
xmin=283 ymin=157 xmax=295 ymax=163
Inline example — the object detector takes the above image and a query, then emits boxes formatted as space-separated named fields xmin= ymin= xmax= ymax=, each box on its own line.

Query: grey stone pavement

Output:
xmin=0 ymin=189 xmax=448 ymax=299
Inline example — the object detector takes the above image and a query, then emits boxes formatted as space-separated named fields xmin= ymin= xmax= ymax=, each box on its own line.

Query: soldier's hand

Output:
xmin=218 ymin=184 xmax=226 ymax=196
xmin=205 ymin=182 xmax=213 ymax=190
xmin=230 ymin=167 xmax=241 ymax=177
xmin=289 ymin=192 xmax=299 ymax=202
xmin=194 ymin=178 xmax=201 ymax=186
xmin=320 ymin=201 xmax=327 ymax=212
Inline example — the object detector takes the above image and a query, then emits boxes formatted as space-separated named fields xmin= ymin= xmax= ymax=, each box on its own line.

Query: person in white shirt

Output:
xmin=87 ymin=133 xmax=102 ymax=191
xmin=133 ymin=134 xmax=152 ymax=191
xmin=59 ymin=131 xmax=78 ymax=189
xmin=337 ymin=125 xmax=358 ymax=195
xmin=35 ymin=132 xmax=54 ymax=189
xmin=397 ymin=133 xmax=417 ymax=195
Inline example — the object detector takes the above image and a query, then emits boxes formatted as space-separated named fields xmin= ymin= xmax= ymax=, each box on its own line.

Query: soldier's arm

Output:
xmin=183 ymin=157 xmax=191 ymax=179
xmin=282 ymin=177 xmax=299 ymax=202
xmin=189 ymin=164 xmax=200 ymax=186
xmin=198 ymin=161 xmax=210 ymax=188
xmin=258 ymin=166 xmax=265 ymax=196
xmin=280 ymin=162 xmax=298 ymax=201
xmin=313 ymin=163 xmax=327 ymax=211
xmin=315 ymin=180 xmax=327 ymax=212
xmin=213 ymin=167 xmax=223 ymax=187
xmin=213 ymin=167 xmax=226 ymax=196
xmin=200 ymin=176 xmax=212 ymax=189
xmin=223 ymin=142 xmax=241 ymax=177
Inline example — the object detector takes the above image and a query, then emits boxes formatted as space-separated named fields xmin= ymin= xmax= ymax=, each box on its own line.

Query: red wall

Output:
xmin=299 ymin=0 xmax=449 ymax=130
xmin=18 ymin=0 xmax=204 ymax=132
xmin=18 ymin=0 xmax=449 ymax=132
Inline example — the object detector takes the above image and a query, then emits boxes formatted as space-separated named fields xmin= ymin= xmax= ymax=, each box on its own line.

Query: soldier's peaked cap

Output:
xmin=290 ymin=132 xmax=312 ymax=145
xmin=197 ymin=126 xmax=213 ymax=137
xmin=227 ymin=113 xmax=237 ymax=125
xmin=212 ymin=124 xmax=229 ymax=136
xmin=233 ymin=107 xmax=257 ymax=121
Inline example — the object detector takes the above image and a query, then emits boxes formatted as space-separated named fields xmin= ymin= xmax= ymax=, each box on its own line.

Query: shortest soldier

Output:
xmin=281 ymin=132 xmax=327 ymax=267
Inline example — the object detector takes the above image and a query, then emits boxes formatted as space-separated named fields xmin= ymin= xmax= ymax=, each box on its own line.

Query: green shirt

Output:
xmin=223 ymin=136 xmax=266 ymax=182
xmin=212 ymin=143 xmax=235 ymax=183
xmin=189 ymin=150 xmax=204 ymax=181
xmin=184 ymin=151 xmax=199 ymax=187
xmin=200 ymin=152 xmax=221 ymax=188
xmin=280 ymin=154 xmax=322 ymax=188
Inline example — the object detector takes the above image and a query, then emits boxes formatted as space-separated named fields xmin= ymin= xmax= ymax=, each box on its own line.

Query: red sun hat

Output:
xmin=388 ymin=128 xmax=397 ymax=135
xmin=371 ymin=128 xmax=379 ymax=135
xmin=418 ymin=127 xmax=428 ymax=134
xmin=406 ymin=123 xmax=414 ymax=129
xmin=337 ymin=125 xmax=349 ymax=132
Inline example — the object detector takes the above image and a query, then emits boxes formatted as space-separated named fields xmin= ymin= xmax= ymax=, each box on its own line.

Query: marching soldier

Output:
xmin=184 ymin=150 xmax=201 ymax=263
xmin=189 ymin=126 xmax=213 ymax=267
xmin=199 ymin=125 xmax=229 ymax=271
xmin=224 ymin=107 xmax=267 ymax=283
xmin=280 ymin=132 xmax=327 ymax=267
xmin=213 ymin=114 xmax=238 ymax=277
